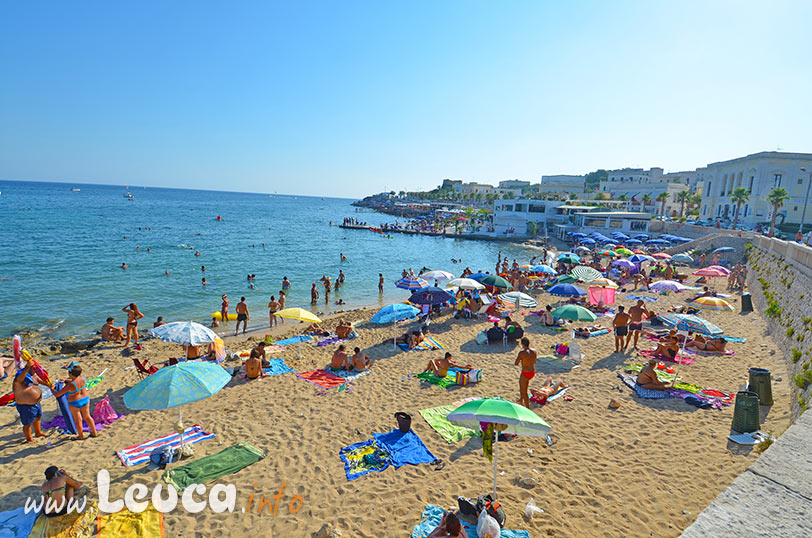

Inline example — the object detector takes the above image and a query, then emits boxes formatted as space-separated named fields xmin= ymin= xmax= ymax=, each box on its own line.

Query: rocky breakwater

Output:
xmin=0 ymin=332 xmax=102 ymax=360
xmin=746 ymin=241 xmax=812 ymax=419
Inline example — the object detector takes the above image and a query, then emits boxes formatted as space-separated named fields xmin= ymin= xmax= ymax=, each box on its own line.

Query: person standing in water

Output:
xmin=282 ymin=276 xmax=291 ymax=290
xmin=220 ymin=295 xmax=229 ymax=324
xmin=311 ymin=283 xmax=319 ymax=304
xmin=277 ymin=291 xmax=286 ymax=324
xmin=235 ymin=297 xmax=249 ymax=336
xmin=378 ymin=273 xmax=384 ymax=294
xmin=122 ymin=303 xmax=144 ymax=348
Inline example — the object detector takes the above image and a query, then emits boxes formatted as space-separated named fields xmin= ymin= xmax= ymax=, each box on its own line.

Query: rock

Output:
xmin=312 ymin=523 xmax=342 ymax=538
xmin=519 ymin=477 xmax=537 ymax=488
xmin=683 ymin=510 xmax=690 ymax=515
xmin=776 ymin=376 xmax=783 ymax=382
xmin=60 ymin=339 xmax=101 ymax=354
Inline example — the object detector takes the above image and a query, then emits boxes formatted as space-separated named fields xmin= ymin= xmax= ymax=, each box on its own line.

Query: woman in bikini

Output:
xmin=220 ymin=295 xmax=229 ymax=325
xmin=277 ymin=291 xmax=286 ymax=324
xmin=41 ymin=466 xmax=82 ymax=517
xmin=52 ymin=365 xmax=97 ymax=439
xmin=122 ymin=303 xmax=144 ymax=347
xmin=685 ymin=336 xmax=727 ymax=353
xmin=636 ymin=358 xmax=673 ymax=390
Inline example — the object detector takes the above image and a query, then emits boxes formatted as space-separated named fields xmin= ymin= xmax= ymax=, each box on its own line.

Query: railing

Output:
xmin=753 ymin=236 xmax=812 ymax=279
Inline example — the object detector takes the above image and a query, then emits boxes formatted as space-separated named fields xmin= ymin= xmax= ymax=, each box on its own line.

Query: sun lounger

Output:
xmin=116 ymin=425 xmax=215 ymax=466
xmin=163 ymin=442 xmax=266 ymax=491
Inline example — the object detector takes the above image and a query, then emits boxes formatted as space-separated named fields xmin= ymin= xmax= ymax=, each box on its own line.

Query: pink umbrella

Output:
xmin=652 ymin=253 xmax=671 ymax=260
xmin=692 ymin=266 xmax=729 ymax=277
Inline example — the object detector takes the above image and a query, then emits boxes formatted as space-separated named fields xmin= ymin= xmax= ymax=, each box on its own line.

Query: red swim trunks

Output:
xmin=521 ymin=371 xmax=536 ymax=380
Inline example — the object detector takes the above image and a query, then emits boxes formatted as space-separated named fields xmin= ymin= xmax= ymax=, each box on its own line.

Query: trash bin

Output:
xmin=731 ymin=391 xmax=760 ymax=433
xmin=741 ymin=293 xmax=753 ymax=313
xmin=394 ymin=412 xmax=412 ymax=433
xmin=748 ymin=367 xmax=774 ymax=405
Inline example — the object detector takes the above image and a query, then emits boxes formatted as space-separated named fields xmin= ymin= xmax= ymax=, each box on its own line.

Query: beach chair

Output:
xmin=132 ymin=358 xmax=159 ymax=380
xmin=475 ymin=296 xmax=494 ymax=320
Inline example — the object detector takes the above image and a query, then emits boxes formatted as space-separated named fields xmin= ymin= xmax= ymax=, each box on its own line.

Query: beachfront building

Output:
xmin=698 ymin=151 xmax=812 ymax=227
xmin=498 ymin=179 xmax=531 ymax=190
xmin=600 ymin=167 xmax=689 ymax=216
xmin=492 ymin=199 xmax=602 ymax=237
xmin=554 ymin=210 xmax=651 ymax=240
xmin=538 ymin=175 xmax=586 ymax=196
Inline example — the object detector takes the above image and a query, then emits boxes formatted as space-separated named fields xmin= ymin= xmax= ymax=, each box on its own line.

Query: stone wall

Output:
xmin=664 ymin=233 xmax=752 ymax=266
xmin=746 ymin=237 xmax=812 ymax=419
xmin=651 ymin=220 xmax=754 ymax=240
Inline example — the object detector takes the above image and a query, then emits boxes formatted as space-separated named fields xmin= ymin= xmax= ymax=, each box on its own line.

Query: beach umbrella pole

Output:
xmin=493 ymin=430 xmax=499 ymax=499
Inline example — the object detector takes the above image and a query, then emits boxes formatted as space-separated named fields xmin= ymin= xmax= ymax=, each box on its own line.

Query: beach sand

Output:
xmin=0 ymin=289 xmax=791 ymax=537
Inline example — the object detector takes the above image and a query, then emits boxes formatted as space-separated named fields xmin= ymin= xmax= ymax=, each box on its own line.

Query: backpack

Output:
xmin=476 ymin=494 xmax=506 ymax=528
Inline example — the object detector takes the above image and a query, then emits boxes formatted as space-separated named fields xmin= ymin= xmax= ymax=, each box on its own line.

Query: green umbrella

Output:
xmin=477 ymin=274 xmax=512 ymax=289
xmin=554 ymin=273 xmax=578 ymax=284
xmin=447 ymin=398 xmax=551 ymax=499
xmin=551 ymin=304 xmax=598 ymax=321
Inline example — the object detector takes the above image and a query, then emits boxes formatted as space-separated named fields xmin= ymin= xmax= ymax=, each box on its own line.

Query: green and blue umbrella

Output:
xmin=659 ymin=313 xmax=723 ymax=336
xmin=371 ymin=303 xmax=421 ymax=350
xmin=557 ymin=252 xmax=581 ymax=265
xmin=551 ymin=304 xmax=597 ymax=321
xmin=547 ymin=283 xmax=586 ymax=297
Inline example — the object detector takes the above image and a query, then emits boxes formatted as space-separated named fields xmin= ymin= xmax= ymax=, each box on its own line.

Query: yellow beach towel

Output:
xmin=96 ymin=504 xmax=164 ymax=538
xmin=27 ymin=502 xmax=97 ymax=538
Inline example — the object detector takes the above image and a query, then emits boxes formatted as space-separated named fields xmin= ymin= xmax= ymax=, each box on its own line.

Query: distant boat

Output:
xmin=124 ymin=192 xmax=134 ymax=200
xmin=71 ymin=188 xmax=80 ymax=192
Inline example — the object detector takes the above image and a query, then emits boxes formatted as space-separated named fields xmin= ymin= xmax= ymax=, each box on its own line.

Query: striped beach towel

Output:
xmin=399 ymin=336 xmax=446 ymax=351
xmin=116 ymin=424 xmax=215 ymax=466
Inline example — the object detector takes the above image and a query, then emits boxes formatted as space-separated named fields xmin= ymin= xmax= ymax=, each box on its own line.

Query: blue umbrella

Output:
xmin=626 ymin=239 xmax=643 ymax=245
xmin=713 ymin=247 xmax=734 ymax=253
xmin=634 ymin=234 xmax=650 ymax=240
xmin=149 ymin=321 xmax=218 ymax=346
xmin=646 ymin=239 xmax=669 ymax=244
xmin=547 ymin=283 xmax=586 ymax=296
xmin=395 ymin=276 xmax=428 ymax=290
xmin=467 ymin=272 xmax=490 ymax=281
xmin=578 ymin=238 xmax=596 ymax=245
xmin=659 ymin=313 xmax=723 ymax=336
xmin=628 ymin=254 xmax=654 ymax=264
xmin=371 ymin=303 xmax=420 ymax=350
xmin=569 ymin=232 xmax=587 ymax=238
xmin=408 ymin=286 xmax=452 ymax=305
xmin=532 ymin=264 xmax=556 ymax=274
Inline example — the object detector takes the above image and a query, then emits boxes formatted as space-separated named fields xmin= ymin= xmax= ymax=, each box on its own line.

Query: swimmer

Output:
xmin=146 ymin=247 xmax=151 ymax=253
xmin=335 ymin=299 xmax=345 ymax=305
xmin=136 ymin=246 xmax=140 ymax=252
xmin=282 ymin=276 xmax=290 ymax=289
xmin=194 ymin=251 xmax=201 ymax=257
xmin=121 ymin=262 xmax=128 ymax=269
xmin=164 ymin=270 xmax=170 ymax=276
xmin=202 ymin=277 xmax=208 ymax=285
xmin=340 ymin=253 xmax=347 ymax=261
xmin=201 ymin=265 xmax=206 ymax=271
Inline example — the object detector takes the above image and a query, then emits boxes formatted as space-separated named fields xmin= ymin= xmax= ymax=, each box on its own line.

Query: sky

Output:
xmin=1 ymin=1 xmax=812 ymax=197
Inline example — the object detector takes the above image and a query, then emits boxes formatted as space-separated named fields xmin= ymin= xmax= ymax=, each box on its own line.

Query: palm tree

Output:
xmin=729 ymin=188 xmax=750 ymax=230
xmin=656 ymin=192 xmax=668 ymax=216
xmin=767 ymin=187 xmax=791 ymax=237
xmin=642 ymin=193 xmax=652 ymax=209
xmin=676 ymin=190 xmax=691 ymax=218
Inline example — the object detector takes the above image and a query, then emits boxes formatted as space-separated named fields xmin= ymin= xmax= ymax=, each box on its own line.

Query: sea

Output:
xmin=0 ymin=180 xmax=539 ymax=339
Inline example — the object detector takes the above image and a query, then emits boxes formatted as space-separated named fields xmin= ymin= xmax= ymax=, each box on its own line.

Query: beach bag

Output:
xmin=477 ymin=510 xmax=502 ymax=538
xmin=455 ymin=371 xmax=470 ymax=386
xmin=92 ymin=395 xmax=120 ymax=426
xmin=476 ymin=331 xmax=488 ymax=345
xmin=457 ymin=496 xmax=478 ymax=517
xmin=475 ymin=494 xmax=506 ymax=528
xmin=148 ymin=445 xmax=176 ymax=470
xmin=555 ymin=343 xmax=569 ymax=356
xmin=264 ymin=334 xmax=274 ymax=345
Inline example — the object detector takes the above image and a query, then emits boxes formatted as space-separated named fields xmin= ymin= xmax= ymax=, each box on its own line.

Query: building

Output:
xmin=538 ymin=175 xmax=586 ymax=196
xmin=492 ymin=199 xmax=601 ymax=237
xmin=600 ymin=166 xmax=689 ymax=216
xmin=498 ymin=179 xmax=531 ymax=190
xmin=555 ymin=211 xmax=651 ymax=239
xmin=699 ymin=152 xmax=812 ymax=226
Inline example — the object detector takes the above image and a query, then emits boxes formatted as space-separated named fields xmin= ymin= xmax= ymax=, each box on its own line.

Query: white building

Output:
xmin=600 ymin=166 xmax=689 ymax=216
xmin=539 ymin=175 xmax=585 ymax=195
xmin=492 ymin=199 xmax=601 ymax=237
xmin=554 ymin=211 xmax=651 ymax=239
xmin=699 ymin=152 xmax=812 ymax=226
xmin=498 ymin=180 xmax=531 ymax=190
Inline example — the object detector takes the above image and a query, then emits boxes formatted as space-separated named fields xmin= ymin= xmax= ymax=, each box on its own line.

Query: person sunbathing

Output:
xmin=407 ymin=331 xmax=424 ymax=349
xmin=427 ymin=511 xmax=467 ymax=538
xmin=652 ymin=330 xmax=680 ymax=360
xmin=330 ymin=345 xmax=349 ymax=370
xmin=424 ymin=352 xmax=469 ymax=378
xmin=350 ymin=347 xmax=371 ymax=370
xmin=100 ymin=317 xmax=124 ymax=343
xmin=41 ymin=466 xmax=82 ymax=517
xmin=685 ymin=336 xmax=727 ymax=353
xmin=305 ymin=323 xmax=330 ymax=336
xmin=541 ymin=305 xmax=562 ymax=326
xmin=529 ymin=377 xmax=568 ymax=404
xmin=574 ymin=325 xmax=604 ymax=337
xmin=636 ymin=359 xmax=673 ymax=390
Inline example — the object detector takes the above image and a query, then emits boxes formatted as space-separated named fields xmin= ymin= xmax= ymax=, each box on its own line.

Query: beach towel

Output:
xmin=722 ymin=336 xmax=746 ymax=343
xmin=27 ymin=502 xmax=97 ymax=538
xmin=626 ymin=295 xmax=657 ymax=302
xmin=534 ymin=355 xmax=578 ymax=373
xmin=530 ymin=386 xmax=569 ymax=405
xmin=316 ymin=335 xmax=345 ymax=346
xmin=0 ymin=506 xmax=39 ymax=538
xmin=575 ymin=328 xmax=610 ymax=338
xmin=163 ymin=442 xmax=265 ymax=491
xmin=618 ymin=373 xmax=672 ymax=399
xmin=116 ymin=425 xmax=215 ymax=466
xmin=399 ymin=336 xmax=446 ymax=351
xmin=618 ymin=372 xmax=733 ymax=408
xmin=683 ymin=347 xmax=735 ymax=356
xmin=275 ymin=335 xmax=312 ymax=346
xmin=415 ymin=368 xmax=466 ymax=389
xmin=411 ymin=505 xmax=530 ymax=538
xmin=42 ymin=395 xmax=125 ymax=433
xmin=263 ymin=358 xmax=295 ymax=376
xmin=327 ymin=367 xmax=371 ymax=382
xmin=96 ymin=504 xmax=163 ymax=538
xmin=339 ymin=439 xmax=390 ymax=480
xmin=373 ymin=429 xmax=436 ymax=468
xmin=638 ymin=349 xmax=695 ymax=365
xmin=419 ymin=405 xmax=478 ymax=443
xmin=297 ymin=369 xmax=347 ymax=389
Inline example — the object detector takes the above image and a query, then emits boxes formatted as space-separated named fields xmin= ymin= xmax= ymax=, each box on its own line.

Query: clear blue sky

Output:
xmin=1 ymin=1 xmax=811 ymax=197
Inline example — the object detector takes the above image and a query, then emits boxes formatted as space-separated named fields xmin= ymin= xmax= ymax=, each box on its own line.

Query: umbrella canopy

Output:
xmin=547 ymin=283 xmax=586 ymax=297
xmin=557 ymin=253 xmax=581 ymax=265
xmin=652 ymin=252 xmax=672 ymax=260
xmin=572 ymin=266 xmax=602 ymax=282
xmin=589 ymin=277 xmax=618 ymax=289
xmin=478 ymin=274 xmax=512 ymax=289
xmin=692 ymin=266 xmax=729 ymax=277
xmin=497 ymin=291 xmax=538 ymax=308
xmin=569 ymin=232 xmax=587 ymax=238
xmin=612 ymin=259 xmax=635 ymax=270
xmin=712 ymin=247 xmax=734 ymax=253
xmin=615 ymin=248 xmax=634 ymax=256
xmin=445 ymin=278 xmax=485 ymax=290
xmin=467 ymin=272 xmax=489 ymax=280
xmin=420 ymin=270 xmax=455 ymax=282
xmin=553 ymin=273 xmax=578 ymax=284
xmin=632 ymin=249 xmax=646 ymax=254
xmin=448 ymin=398 xmax=551 ymax=436
xmin=671 ymin=253 xmax=694 ymax=265
xmin=659 ymin=313 xmax=723 ymax=336
xmin=532 ymin=264 xmax=557 ymax=275
xmin=649 ymin=280 xmax=690 ymax=293
xmin=370 ymin=303 xmax=420 ymax=324
xmin=395 ymin=276 xmax=429 ymax=290
xmin=628 ymin=254 xmax=654 ymax=264
xmin=578 ymin=238 xmax=596 ymax=245
xmin=123 ymin=362 xmax=231 ymax=410
xmin=634 ymin=234 xmax=650 ymax=240
xmin=551 ymin=304 xmax=598 ymax=321
xmin=273 ymin=307 xmax=321 ymax=323
xmin=408 ymin=286 xmax=453 ymax=305
xmin=626 ymin=239 xmax=643 ymax=245
xmin=574 ymin=245 xmax=591 ymax=252
xmin=693 ymin=296 xmax=734 ymax=311
xmin=149 ymin=321 xmax=218 ymax=346
xmin=599 ymin=249 xmax=618 ymax=257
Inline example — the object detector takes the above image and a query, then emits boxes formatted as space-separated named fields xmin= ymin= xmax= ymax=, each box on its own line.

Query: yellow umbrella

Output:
xmin=589 ymin=277 xmax=619 ymax=289
xmin=273 ymin=307 xmax=321 ymax=323
xmin=272 ymin=308 xmax=321 ymax=357
xmin=693 ymin=296 xmax=734 ymax=312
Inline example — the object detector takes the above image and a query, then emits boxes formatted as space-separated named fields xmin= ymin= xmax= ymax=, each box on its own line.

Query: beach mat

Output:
xmin=534 ymin=356 xmax=578 ymax=374
xmin=339 ymin=439 xmax=390 ymax=481
xmin=638 ymin=349 xmax=695 ymax=365
xmin=373 ymin=429 xmax=436 ymax=468
xmin=575 ymin=328 xmax=610 ymax=338
xmin=275 ymin=335 xmax=312 ymax=346
xmin=116 ymin=425 xmax=215 ymax=466
xmin=618 ymin=373 xmax=671 ymax=399
xmin=263 ymin=358 xmax=295 ymax=376
xmin=297 ymin=369 xmax=347 ymax=389
xmin=399 ymin=336 xmax=446 ymax=351
xmin=625 ymin=295 xmax=657 ymax=302
xmin=0 ymin=506 xmax=39 ymax=538
xmin=27 ymin=502 xmax=98 ymax=538
xmin=415 ymin=370 xmax=460 ymax=389
xmin=96 ymin=504 xmax=163 ymax=538
xmin=163 ymin=442 xmax=266 ymax=491
xmin=327 ymin=367 xmax=370 ymax=382
xmin=530 ymin=386 xmax=569 ymax=405
xmin=411 ymin=505 xmax=530 ymax=538
xmin=618 ymin=372 xmax=733 ymax=408
xmin=419 ymin=405 xmax=478 ymax=443
xmin=723 ymin=335 xmax=746 ymax=343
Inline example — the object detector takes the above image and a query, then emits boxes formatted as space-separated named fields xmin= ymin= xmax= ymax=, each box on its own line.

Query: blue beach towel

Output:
xmin=411 ymin=505 xmax=530 ymax=538
xmin=275 ymin=335 xmax=312 ymax=346
xmin=723 ymin=336 xmax=746 ymax=343
xmin=626 ymin=295 xmax=657 ymax=302
xmin=0 ymin=506 xmax=39 ymax=538
xmin=263 ymin=358 xmax=295 ymax=376
xmin=373 ymin=429 xmax=436 ymax=468
xmin=339 ymin=439 xmax=390 ymax=481
xmin=618 ymin=373 xmax=671 ymax=399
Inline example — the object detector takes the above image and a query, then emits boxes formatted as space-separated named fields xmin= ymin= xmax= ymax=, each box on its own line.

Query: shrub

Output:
xmin=792 ymin=348 xmax=802 ymax=362
xmin=765 ymin=301 xmax=782 ymax=319
xmin=794 ymin=368 xmax=812 ymax=390
xmin=787 ymin=328 xmax=795 ymax=338
xmin=798 ymin=396 xmax=809 ymax=412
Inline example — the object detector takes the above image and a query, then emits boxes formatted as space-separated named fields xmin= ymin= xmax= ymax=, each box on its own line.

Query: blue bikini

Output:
xmin=66 ymin=378 xmax=88 ymax=408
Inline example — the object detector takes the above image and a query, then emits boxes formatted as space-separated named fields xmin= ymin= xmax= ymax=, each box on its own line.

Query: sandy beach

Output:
xmin=0 ymin=282 xmax=792 ymax=538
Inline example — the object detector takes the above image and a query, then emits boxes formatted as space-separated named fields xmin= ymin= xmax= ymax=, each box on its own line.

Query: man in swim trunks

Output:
xmin=636 ymin=358 xmax=672 ymax=390
xmin=235 ymin=297 xmax=249 ymax=336
xmin=153 ymin=316 xmax=166 ymax=328
xmin=331 ymin=345 xmax=349 ymax=370
xmin=612 ymin=305 xmax=630 ymax=353
xmin=268 ymin=296 xmax=280 ymax=328
xmin=311 ymin=283 xmax=319 ymax=304
xmin=626 ymin=300 xmax=651 ymax=351
xmin=53 ymin=364 xmax=97 ymax=440
xmin=282 ymin=276 xmax=291 ymax=290
xmin=101 ymin=317 xmax=124 ymax=343
xmin=515 ymin=337 xmax=537 ymax=408
xmin=13 ymin=362 xmax=46 ymax=442
xmin=424 ymin=352 xmax=466 ymax=378
xmin=351 ymin=347 xmax=371 ymax=370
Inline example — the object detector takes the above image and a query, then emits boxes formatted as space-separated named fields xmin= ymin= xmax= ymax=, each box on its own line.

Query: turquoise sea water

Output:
xmin=0 ymin=180 xmax=537 ymax=338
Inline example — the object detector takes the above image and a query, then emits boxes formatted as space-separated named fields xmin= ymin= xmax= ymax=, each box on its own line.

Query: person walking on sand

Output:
xmin=612 ymin=305 xmax=631 ymax=353
xmin=515 ymin=337 xmax=537 ymax=408
xmin=122 ymin=303 xmax=144 ymax=348
xmin=13 ymin=362 xmax=46 ymax=442
xmin=626 ymin=300 xmax=650 ymax=350
xmin=378 ymin=273 xmax=384 ymax=294
xmin=268 ymin=296 xmax=280 ymax=328
xmin=52 ymin=364 xmax=97 ymax=440
xmin=220 ymin=295 xmax=229 ymax=325
xmin=311 ymin=283 xmax=319 ymax=304
xmin=235 ymin=297 xmax=249 ymax=336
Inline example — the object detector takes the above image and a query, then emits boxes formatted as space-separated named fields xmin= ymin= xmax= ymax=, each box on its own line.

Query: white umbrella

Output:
xmin=421 ymin=270 xmax=455 ymax=282
xmin=149 ymin=321 xmax=218 ymax=360
xmin=497 ymin=291 xmax=538 ymax=308
xmin=446 ymin=278 xmax=485 ymax=290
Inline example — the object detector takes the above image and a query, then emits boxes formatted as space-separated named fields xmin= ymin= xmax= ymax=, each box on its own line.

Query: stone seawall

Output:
xmin=746 ymin=237 xmax=812 ymax=419
xmin=664 ymin=232 xmax=752 ymax=265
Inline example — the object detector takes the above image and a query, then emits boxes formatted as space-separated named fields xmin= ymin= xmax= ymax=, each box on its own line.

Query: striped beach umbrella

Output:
xmin=149 ymin=321 xmax=218 ymax=346
xmin=659 ymin=313 xmax=723 ymax=336
xmin=497 ymin=291 xmax=538 ymax=308
xmin=572 ymin=266 xmax=602 ymax=282
xmin=693 ymin=296 xmax=734 ymax=312
xmin=652 ymin=252 xmax=672 ymax=260
xmin=395 ymin=276 xmax=429 ymax=290
xmin=589 ymin=277 xmax=618 ymax=289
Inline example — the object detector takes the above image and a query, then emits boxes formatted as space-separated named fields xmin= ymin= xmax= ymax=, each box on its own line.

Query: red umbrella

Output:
xmin=692 ymin=266 xmax=729 ymax=277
